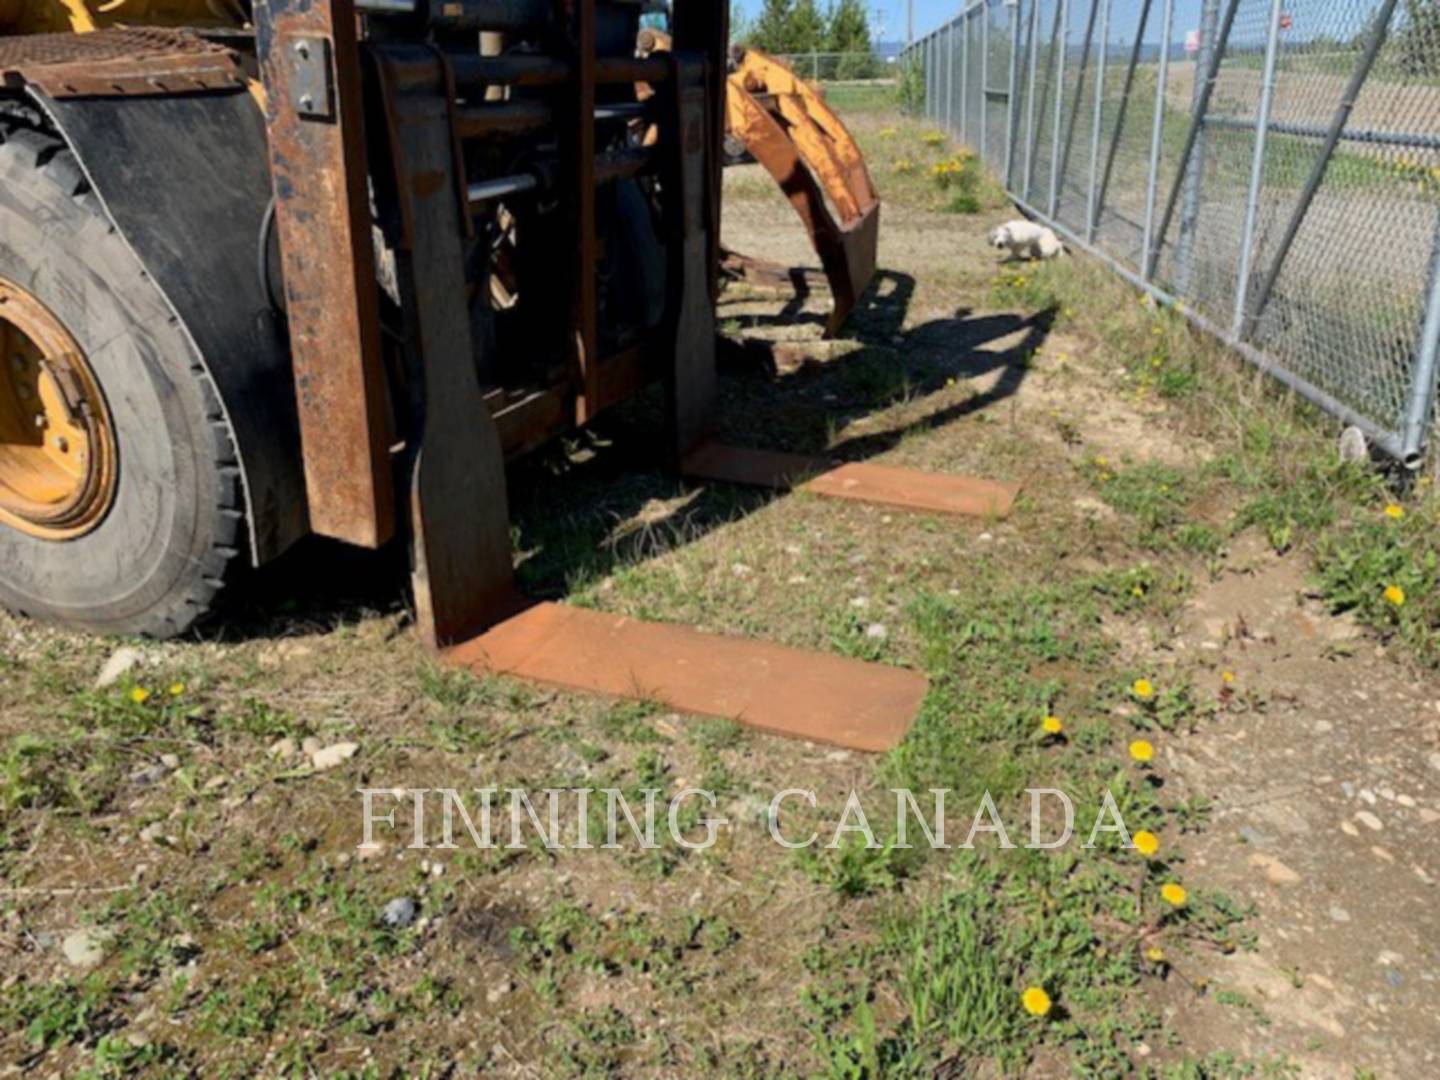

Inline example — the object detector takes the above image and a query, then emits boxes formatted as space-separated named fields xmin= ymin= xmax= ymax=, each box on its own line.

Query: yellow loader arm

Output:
xmin=724 ymin=47 xmax=879 ymax=337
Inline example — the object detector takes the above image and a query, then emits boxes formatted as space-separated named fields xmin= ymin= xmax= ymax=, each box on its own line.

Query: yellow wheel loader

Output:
xmin=0 ymin=2 xmax=1009 ymax=751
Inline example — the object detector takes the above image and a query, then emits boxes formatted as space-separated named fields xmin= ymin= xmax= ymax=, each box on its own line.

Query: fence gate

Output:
xmin=906 ymin=0 xmax=1440 ymax=466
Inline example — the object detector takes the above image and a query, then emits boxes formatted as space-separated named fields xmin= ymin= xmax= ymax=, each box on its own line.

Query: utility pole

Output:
xmin=907 ymin=0 xmax=913 ymax=44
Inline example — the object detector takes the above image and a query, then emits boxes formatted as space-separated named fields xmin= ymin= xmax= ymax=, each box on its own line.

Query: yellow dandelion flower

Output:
xmin=1132 ymin=678 xmax=1155 ymax=700
xmin=1384 ymin=584 xmax=1406 ymax=607
xmin=1129 ymin=739 xmax=1154 ymax=763
xmin=1020 ymin=986 xmax=1052 ymax=1017
xmin=129 ymin=687 xmax=150 ymax=705
xmin=1221 ymin=670 xmax=1235 ymax=683
xmin=1145 ymin=945 xmax=1166 ymax=963
xmin=1160 ymin=882 xmax=1188 ymax=907
xmin=1133 ymin=830 xmax=1160 ymax=857
xmin=1042 ymin=715 xmax=1064 ymax=735
xmin=1131 ymin=583 xmax=1144 ymax=597
xmin=169 ymin=682 xmax=186 ymax=697
xmin=1094 ymin=455 xmax=1109 ymax=467
xmin=1384 ymin=503 xmax=1405 ymax=520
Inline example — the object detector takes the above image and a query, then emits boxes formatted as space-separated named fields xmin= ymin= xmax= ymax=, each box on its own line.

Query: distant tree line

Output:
xmin=734 ymin=0 xmax=880 ymax=78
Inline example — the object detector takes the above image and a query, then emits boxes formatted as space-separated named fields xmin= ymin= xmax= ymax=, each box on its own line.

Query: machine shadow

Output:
xmin=510 ymin=266 xmax=1053 ymax=603
xmin=209 ymin=265 xmax=1052 ymax=639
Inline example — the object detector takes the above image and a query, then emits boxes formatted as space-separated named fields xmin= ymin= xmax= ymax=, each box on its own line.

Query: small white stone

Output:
xmin=1355 ymin=810 xmax=1383 ymax=832
xmin=310 ymin=741 xmax=359 ymax=770
xmin=95 ymin=646 xmax=143 ymax=689
xmin=61 ymin=928 xmax=114 ymax=969
xmin=268 ymin=737 xmax=298 ymax=760
xmin=864 ymin=623 xmax=888 ymax=641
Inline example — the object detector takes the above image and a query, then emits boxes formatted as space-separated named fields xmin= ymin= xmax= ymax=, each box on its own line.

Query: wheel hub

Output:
xmin=0 ymin=277 xmax=116 ymax=540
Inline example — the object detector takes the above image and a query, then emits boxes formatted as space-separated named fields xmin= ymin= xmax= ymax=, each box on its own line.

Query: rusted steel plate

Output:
xmin=445 ymin=602 xmax=925 ymax=752
xmin=254 ymin=0 xmax=396 ymax=548
xmin=805 ymin=463 xmax=1018 ymax=519
xmin=682 ymin=442 xmax=1019 ymax=519
xmin=0 ymin=28 xmax=245 ymax=98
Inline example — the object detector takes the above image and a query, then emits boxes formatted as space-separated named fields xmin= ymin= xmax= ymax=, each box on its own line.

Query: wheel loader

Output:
xmin=0 ymin=1 xmax=1012 ymax=751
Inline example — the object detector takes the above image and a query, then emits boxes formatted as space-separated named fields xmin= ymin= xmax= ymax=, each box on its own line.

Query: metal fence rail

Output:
xmin=905 ymin=0 xmax=1440 ymax=466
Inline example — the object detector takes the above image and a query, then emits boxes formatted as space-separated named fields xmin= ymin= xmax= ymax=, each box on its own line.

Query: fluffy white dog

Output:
xmin=988 ymin=219 xmax=1064 ymax=261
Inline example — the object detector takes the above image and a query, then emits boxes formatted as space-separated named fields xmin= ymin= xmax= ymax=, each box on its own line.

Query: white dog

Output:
xmin=988 ymin=219 xmax=1064 ymax=261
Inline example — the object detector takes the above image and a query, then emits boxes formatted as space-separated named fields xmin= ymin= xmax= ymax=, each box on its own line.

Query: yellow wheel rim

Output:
xmin=0 ymin=277 xmax=116 ymax=540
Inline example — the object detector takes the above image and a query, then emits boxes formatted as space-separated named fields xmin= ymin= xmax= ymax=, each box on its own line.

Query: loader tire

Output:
xmin=0 ymin=122 xmax=244 ymax=638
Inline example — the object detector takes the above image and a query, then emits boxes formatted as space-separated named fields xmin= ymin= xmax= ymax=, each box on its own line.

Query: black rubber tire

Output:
xmin=0 ymin=121 xmax=244 ymax=638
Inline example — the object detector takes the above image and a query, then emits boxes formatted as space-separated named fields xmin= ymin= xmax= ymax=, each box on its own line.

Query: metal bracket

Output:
xmin=287 ymin=35 xmax=334 ymax=119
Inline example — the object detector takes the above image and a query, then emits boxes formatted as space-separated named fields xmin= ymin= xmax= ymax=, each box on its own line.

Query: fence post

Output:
xmin=1085 ymin=0 xmax=1110 ymax=242
xmin=1022 ymin=0 xmax=1040 ymax=201
xmin=946 ymin=21 xmax=955 ymax=134
xmin=1047 ymin=0 xmax=1068 ymax=218
xmin=929 ymin=34 xmax=937 ymax=119
xmin=1240 ymin=0 xmax=1401 ymax=341
xmin=960 ymin=14 xmax=970 ymax=143
xmin=1140 ymin=0 xmax=1175 ymax=282
xmin=1005 ymin=0 xmax=1022 ymax=188
xmin=1403 ymin=223 xmax=1440 ymax=466
xmin=1092 ymin=0 xmax=1153 ymax=239
xmin=1175 ymin=0 xmax=1220 ymax=294
xmin=980 ymin=2 xmax=991 ymax=161
xmin=1057 ymin=0 xmax=1101 ymax=219
xmin=1231 ymin=0 xmax=1283 ymax=338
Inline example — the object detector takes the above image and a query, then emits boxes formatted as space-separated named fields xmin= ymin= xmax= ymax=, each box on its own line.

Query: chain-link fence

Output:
xmin=906 ymin=0 xmax=1440 ymax=466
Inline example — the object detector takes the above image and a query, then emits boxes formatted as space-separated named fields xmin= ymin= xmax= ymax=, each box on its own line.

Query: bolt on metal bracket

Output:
xmin=287 ymin=35 xmax=334 ymax=120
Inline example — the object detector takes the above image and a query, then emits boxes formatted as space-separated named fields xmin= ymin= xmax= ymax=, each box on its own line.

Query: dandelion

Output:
xmin=1094 ymin=455 xmax=1109 ymax=467
xmin=1130 ymin=583 xmax=1144 ymax=597
xmin=1129 ymin=739 xmax=1154 ymax=763
xmin=1041 ymin=715 xmax=1064 ymax=735
xmin=1133 ymin=830 xmax=1160 ymax=857
xmin=1384 ymin=584 xmax=1406 ymax=607
xmin=169 ymin=682 xmax=186 ymax=697
xmin=1020 ymin=986 xmax=1052 ymax=1017
xmin=1145 ymin=945 xmax=1166 ymax=963
xmin=1160 ymin=882 xmax=1188 ymax=907
xmin=1384 ymin=503 xmax=1405 ymax=520
xmin=129 ymin=687 xmax=150 ymax=705
xmin=1132 ymin=678 xmax=1155 ymax=700
xmin=1220 ymin=670 xmax=1235 ymax=683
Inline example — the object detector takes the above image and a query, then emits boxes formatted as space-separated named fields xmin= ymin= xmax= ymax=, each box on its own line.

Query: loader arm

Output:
xmin=724 ymin=47 xmax=879 ymax=337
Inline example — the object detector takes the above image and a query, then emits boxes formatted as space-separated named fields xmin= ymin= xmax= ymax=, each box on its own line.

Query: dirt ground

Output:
xmin=3 ymin=92 xmax=1438 ymax=1077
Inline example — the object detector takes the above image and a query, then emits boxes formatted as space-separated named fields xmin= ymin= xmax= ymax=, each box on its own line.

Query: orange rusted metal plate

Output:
xmin=682 ymin=442 xmax=1019 ymax=519
xmin=444 ymin=602 xmax=925 ymax=752
xmin=805 ymin=463 xmax=1018 ymax=519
